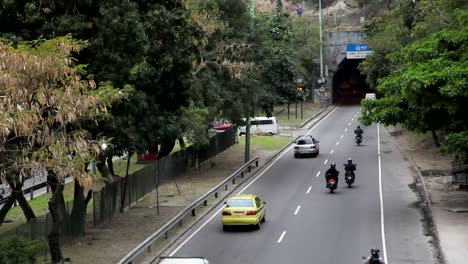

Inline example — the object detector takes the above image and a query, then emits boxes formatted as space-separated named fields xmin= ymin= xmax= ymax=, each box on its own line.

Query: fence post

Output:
xmin=256 ymin=160 xmax=259 ymax=167
xmin=192 ymin=208 xmax=196 ymax=216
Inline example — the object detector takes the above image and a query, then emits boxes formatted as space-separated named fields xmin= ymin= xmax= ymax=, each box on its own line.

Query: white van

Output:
xmin=365 ymin=93 xmax=376 ymax=100
xmin=238 ymin=116 xmax=279 ymax=136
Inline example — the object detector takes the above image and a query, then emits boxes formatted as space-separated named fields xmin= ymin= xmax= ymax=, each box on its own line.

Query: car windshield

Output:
xmin=297 ymin=138 xmax=312 ymax=145
xmin=227 ymin=199 xmax=254 ymax=208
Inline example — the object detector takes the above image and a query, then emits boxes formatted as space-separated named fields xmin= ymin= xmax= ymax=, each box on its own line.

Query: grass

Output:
xmin=237 ymin=135 xmax=293 ymax=151
xmin=274 ymin=101 xmax=321 ymax=127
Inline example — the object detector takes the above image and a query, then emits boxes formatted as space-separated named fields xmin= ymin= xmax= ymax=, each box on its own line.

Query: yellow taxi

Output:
xmin=221 ymin=194 xmax=266 ymax=231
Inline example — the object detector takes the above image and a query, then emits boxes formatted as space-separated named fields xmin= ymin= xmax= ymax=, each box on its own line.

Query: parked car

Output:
xmin=222 ymin=194 xmax=266 ymax=231
xmin=238 ymin=117 xmax=279 ymax=136
xmin=294 ymin=136 xmax=320 ymax=158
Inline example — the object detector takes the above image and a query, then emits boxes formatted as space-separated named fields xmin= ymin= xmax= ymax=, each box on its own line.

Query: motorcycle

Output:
xmin=326 ymin=173 xmax=338 ymax=193
xmin=355 ymin=134 xmax=362 ymax=146
xmin=361 ymin=248 xmax=385 ymax=264
xmin=344 ymin=170 xmax=355 ymax=188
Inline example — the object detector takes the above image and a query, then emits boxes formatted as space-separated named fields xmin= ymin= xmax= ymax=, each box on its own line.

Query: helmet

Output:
xmin=348 ymin=158 xmax=352 ymax=163
xmin=371 ymin=248 xmax=380 ymax=257
xmin=357 ymin=125 xmax=361 ymax=129
xmin=330 ymin=163 xmax=336 ymax=169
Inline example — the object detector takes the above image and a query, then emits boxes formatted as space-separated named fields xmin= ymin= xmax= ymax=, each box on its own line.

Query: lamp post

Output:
xmin=319 ymin=0 xmax=324 ymax=82
xmin=245 ymin=0 xmax=256 ymax=163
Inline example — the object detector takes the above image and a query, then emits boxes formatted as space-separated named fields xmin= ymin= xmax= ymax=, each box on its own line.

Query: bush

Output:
xmin=0 ymin=236 xmax=47 ymax=264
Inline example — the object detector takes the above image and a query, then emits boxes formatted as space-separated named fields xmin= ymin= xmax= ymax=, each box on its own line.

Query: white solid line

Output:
xmin=324 ymin=159 xmax=328 ymax=164
xmin=294 ymin=205 xmax=301 ymax=215
xmin=170 ymin=107 xmax=340 ymax=256
xmin=378 ymin=124 xmax=389 ymax=264
xmin=306 ymin=186 xmax=312 ymax=194
xmin=277 ymin=231 xmax=287 ymax=243
xmin=316 ymin=171 xmax=321 ymax=177
xmin=336 ymin=141 xmax=340 ymax=145
xmin=345 ymin=128 xmax=348 ymax=132
xmin=340 ymin=135 xmax=344 ymax=139
xmin=330 ymin=150 xmax=334 ymax=154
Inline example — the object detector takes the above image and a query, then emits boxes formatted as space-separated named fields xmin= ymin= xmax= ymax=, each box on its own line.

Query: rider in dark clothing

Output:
xmin=325 ymin=163 xmax=339 ymax=187
xmin=364 ymin=248 xmax=385 ymax=264
xmin=354 ymin=125 xmax=364 ymax=138
xmin=344 ymin=158 xmax=357 ymax=176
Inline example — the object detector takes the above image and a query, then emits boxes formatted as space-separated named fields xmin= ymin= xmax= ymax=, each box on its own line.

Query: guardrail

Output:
xmin=118 ymin=157 xmax=260 ymax=264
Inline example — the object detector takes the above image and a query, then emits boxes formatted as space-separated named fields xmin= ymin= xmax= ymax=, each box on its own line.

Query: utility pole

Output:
xmin=319 ymin=0 xmax=324 ymax=82
xmin=245 ymin=0 xmax=255 ymax=163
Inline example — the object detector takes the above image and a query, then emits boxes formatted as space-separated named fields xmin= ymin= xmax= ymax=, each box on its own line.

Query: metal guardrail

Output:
xmin=118 ymin=157 xmax=260 ymax=264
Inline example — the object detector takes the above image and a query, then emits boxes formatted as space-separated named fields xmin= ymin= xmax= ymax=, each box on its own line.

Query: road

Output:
xmin=161 ymin=105 xmax=434 ymax=264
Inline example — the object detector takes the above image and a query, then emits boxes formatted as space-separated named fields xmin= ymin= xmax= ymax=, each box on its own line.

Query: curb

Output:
xmin=299 ymin=106 xmax=328 ymax=128
xmin=151 ymin=105 xmax=338 ymax=261
xmin=386 ymin=128 xmax=446 ymax=264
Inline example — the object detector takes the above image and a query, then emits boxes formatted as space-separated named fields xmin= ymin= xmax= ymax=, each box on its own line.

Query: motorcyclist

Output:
xmin=363 ymin=248 xmax=385 ymax=264
xmin=344 ymin=158 xmax=357 ymax=177
xmin=325 ymin=163 xmax=339 ymax=187
xmin=354 ymin=125 xmax=364 ymax=139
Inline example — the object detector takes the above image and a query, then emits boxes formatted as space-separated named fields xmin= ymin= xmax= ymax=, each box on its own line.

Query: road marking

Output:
xmin=378 ymin=124 xmax=389 ymax=264
xmin=306 ymin=186 xmax=312 ymax=194
xmin=277 ymin=231 xmax=287 ymax=243
xmin=324 ymin=159 xmax=328 ymax=164
xmin=294 ymin=205 xmax=301 ymax=215
xmin=352 ymin=118 xmax=354 ymax=121
xmin=315 ymin=171 xmax=321 ymax=177
xmin=330 ymin=150 xmax=334 ymax=154
xmin=340 ymin=135 xmax=344 ymax=139
xmin=345 ymin=128 xmax=348 ymax=132
xmin=348 ymin=122 xmax=351 ymax=126
xmin=336 ymin=141 xmax=340 ymax=145
xmin=169 ymin=106 xmax=339 ymax=256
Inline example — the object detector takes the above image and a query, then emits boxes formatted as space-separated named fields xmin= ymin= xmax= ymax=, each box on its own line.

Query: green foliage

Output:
xmin=0 ymin=236 xmax=47 ymax=264
xmin=360 ymin=8 xmax=468 ymax=160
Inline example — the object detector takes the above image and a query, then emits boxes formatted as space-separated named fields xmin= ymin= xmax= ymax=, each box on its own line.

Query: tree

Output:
xmin=0 ymin=36 xmax=120 ymax=262
xmin=360 ymin=10 xmax=468 ymax=159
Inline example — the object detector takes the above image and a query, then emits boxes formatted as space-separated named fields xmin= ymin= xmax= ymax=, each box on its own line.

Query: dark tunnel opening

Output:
xmin=332 ymin=58 xmax=371 ymax=105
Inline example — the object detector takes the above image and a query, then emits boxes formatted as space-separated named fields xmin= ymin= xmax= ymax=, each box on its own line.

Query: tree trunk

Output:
xmin=431 ymin=130 xmax=441 ymax=147
xmin=107 ymin=156 xmax=115 ymax=176
xmin=178 ymin=137 xmax=186 ymax=151
xmin=120 ymin=153 xmax=132 ymax=213
xmin=0 ymin=193 xmax=16 ymax=226
xmin=158 ymin=137 xmax=176 ymax=158
xmin=96 ymin=152 xmax=114 ymax=183
xmin=70 ymin=180 xmax=90 ymax=236
xmin=47 ymin=170 xmax=69 ymax=264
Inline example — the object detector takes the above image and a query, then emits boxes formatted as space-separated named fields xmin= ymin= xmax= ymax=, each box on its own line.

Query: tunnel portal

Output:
xmin=332 ymin=58 xmax=370 ymax=104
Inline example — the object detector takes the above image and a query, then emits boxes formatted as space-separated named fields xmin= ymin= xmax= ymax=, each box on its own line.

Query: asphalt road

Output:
xmin=162 ymin=105 xmax=434 ymax=264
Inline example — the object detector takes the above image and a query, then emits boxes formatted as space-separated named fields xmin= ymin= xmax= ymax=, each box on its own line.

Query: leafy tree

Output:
xmin=0 ymin=36 xmax=120 ymax=262
xmin=360 ymin=10 xmax=468 ymax=159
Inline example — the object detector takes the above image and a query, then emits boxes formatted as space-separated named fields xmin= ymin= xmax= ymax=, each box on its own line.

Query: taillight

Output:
xmin=246 ymin=211 xmax=257 ymax=215
xmin=222 ymin=211 xmax=231 ymax=215
xmin=294 ymin=146 xmax=299 ymax=149
xmin=310 ymin=146 xmax=316 ymax=149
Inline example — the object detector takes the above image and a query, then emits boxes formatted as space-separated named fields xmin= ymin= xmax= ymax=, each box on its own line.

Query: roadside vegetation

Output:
xmin=359 ymin=0 xmax=468 ymax=161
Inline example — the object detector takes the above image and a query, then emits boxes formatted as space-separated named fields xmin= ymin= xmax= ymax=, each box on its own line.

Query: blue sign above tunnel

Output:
xmin=346 ymin=44 xmax=373 ymax=59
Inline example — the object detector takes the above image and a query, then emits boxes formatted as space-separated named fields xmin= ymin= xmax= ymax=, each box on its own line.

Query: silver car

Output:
xmin=294 ymin=136 xmax=320 ymax=158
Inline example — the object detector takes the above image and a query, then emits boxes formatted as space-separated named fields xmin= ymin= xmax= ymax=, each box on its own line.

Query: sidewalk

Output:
xmin=388 ymin=127 xmax=468 ymax=264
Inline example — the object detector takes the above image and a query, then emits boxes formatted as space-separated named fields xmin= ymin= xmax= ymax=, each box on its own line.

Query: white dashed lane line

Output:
xmin=340 ymin=135 xmax=344 ymax=139
xmin=306 ymin=186 xmax=312 ymax=194
xmin=345 ymin=128 xmax=348 ymax=132
xmin=294 ymin=206 xmax=301 ymax=215
xmin=324 ymin=159 xmax=328 ymax=164
xmin=277 ymin=231 xmax=287 ymax=243
xmin=316 ymin=171 xmax=321 ymax=177
xmin=348 ymin=122 xmax=351 ymax=126
xmin=336 ymin=142 xmax=340 ymax=145
xmin=330 ymin=150 xmax=334 ymax=154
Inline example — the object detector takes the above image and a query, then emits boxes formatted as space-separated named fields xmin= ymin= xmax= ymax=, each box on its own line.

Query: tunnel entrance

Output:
xmin=332 ymin=58 xmax=370 ymax=104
